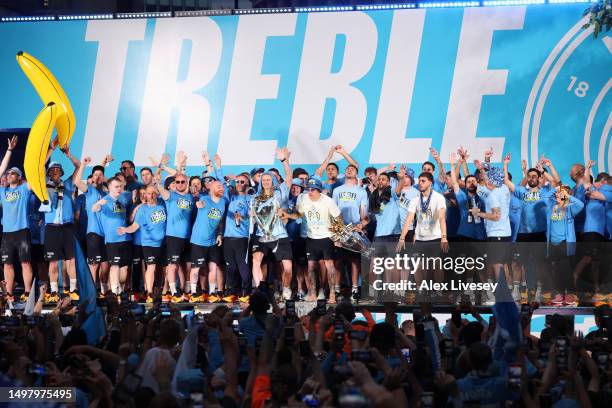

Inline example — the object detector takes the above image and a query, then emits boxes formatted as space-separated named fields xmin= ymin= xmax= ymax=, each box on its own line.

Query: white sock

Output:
xmin=191 ymin=283 xmax=198 ymax=294
xmin=100 ymin=283 xmax=108 ymax=294
xmin=513 ymin=281 xmax=519 ymax=288
xmin=69 ymin=279 xmax=77 ymax=292
xmin=112 ymin=284 xmax=120 ymax=294
xmin=169 ymin=284 xmax=177 ymax=295
xmin=521 ymin=281 xmax=527 ymax=288
xmin=50 ymin=282 xmax=58 ymax=293
xmin=352 ymin=286 xmax=358 ymax=293
xmin=209 ymin=283 xmax=217 ymax=294
xmin=185 ymin=281 xmax=191 ymax=293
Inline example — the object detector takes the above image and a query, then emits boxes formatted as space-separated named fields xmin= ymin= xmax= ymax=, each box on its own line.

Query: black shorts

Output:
xmin=374 ymin=234 xmax=400 ymax=258
xmin=486 ymin=236 xmax=512 ymax=264
xmin=1 ymin=229 xmax=31 ymax=264
xmin=306 ymin=237 xmax=336 ymax=261
xmin=413 ymin=238 xmax=442 ymax=259
xmin=190 ymin=244 xmax=223 ymax=267
xmin=44 ymin=224 xmax=75 ymax=261
xmin=337 ymin=246 xmax=360 ymax=262
xmin=515 ymin=232 xmax=547 ymax=262
xmin=454 ymin=235 xmax=485 ymax=259
xmin=252 ymin=237 xmax=293 ymax=262
xmin=132 ymin=244 xmax=143 ymax=265
xmin=291 ymin=238 xmax=307 ymax=266
xmin=106 ymin=241 xmax=132 ymax=267
xmin=143 ymin=246 xmax=163 ymax=266
xmin=86 ymin=233 xmax=107 ymax=264
xmin=166 ymin=236 xmax=190 ymax=264
xmin=31 ymin=244 xmax=45 ymax=264
xmin=580 ymin=232 xmax=605 ymax=258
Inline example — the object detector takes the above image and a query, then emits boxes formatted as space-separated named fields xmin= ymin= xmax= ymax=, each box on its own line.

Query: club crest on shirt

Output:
xmin=208 ymin=208 xmax=222 ymax=220
xmin=150 ymin=209 xmax=167 ymax=223
xmin=307 ymin=209 xmax=321 ymax=222
xmin=177 ymin=198 xmax=192 ymax=209
xmin=524 ymin=191 xmax=541 ymax=202
xmin=113 ymin=202 xmax=125 ymax=213
xmin=337 ymin=191 xmax=357 ymax=202
xmin=5 ymin=191 xmax=20 ymax=202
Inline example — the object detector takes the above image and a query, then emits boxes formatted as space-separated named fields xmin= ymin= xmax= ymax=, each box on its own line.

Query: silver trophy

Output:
xmin=251 ymin=196 xmax=280 ymax=243
xmin=329 ymin=221 xmax=375 ymax=258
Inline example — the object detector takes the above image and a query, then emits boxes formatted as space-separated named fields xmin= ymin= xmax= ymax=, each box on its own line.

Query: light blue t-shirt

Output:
xmin=333 ymin=184 xmax=368 ymax=225
xmin=44 ymin=178 xmax=76 ymax=225
xmin=135 ymin=203 xmax=167 ymax=247
xmin=0 ymin=183 xmax=31 ymax=232
xmin=224 ymin=194 xmax=252 ymax=238
xmin=99 ymin=194 xmax=131 ymax=244
xmin=164 ymin=191 xmax=195 ymax=239
xmin=455 ymin=189 xmax=486 ymax=240
xmin=582 ymin=186 xmax=607 ymax=236
xmin=84 ymin=185 xmax=105 ymax=236
xmin=191 ymin=195 xmax=227 ymax=247
xmin=323 ymin=176 xmax=345 ymax=197
xmin=374 ymin=192 xmax=401 ymax=237
xmin=484 ymin=185 xmax=511 ymax=238
xmin=514 ymin=185 xmax=551 ymax=234
xmin=398 ymin=187 xmax=419 ymax=230
xmin=549 ymin=208 xmax=567 ymax=244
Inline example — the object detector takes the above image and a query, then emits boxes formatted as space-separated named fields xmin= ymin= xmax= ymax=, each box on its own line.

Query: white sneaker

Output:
xmin=282 ymin=287 xmax=292 ymax=301
xmin=317 ymin=289 xmax=326 ymax=300
xmin=512 ymin=285 xmax=520 ymax=302
xmin=535 ymin=287 xmax=543 ymax=303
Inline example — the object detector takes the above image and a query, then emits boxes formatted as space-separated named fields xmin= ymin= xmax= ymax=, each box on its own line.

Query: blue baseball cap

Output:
xmin=291 ymin=178 xmax=305 ymax=188
xmin=47 ymin=161 xmax=64 ymax=176
xmin=6 ymin=167 xmax=22 ymax=177
xmin=306 ymin=177 xmax=323 ymax=191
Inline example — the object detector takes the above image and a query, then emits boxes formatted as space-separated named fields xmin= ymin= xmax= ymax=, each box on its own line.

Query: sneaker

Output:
xmin=63 ymin=289 xmax=70 ymax=296
xmin=317 ymin=289 xmax=326 ymax=300
xmin=484 ymin=290 xmax=495 ymax=306
xmin=20 ymin=292 xmax=29 ymax=303
xmin=296 ymin=290 xmax=306 ymax=302
xmin=171 ymin=293 xmax=183 ymax=303
xmin=592 ymin=293 xmax=606 ymax=307
xmin=542 ymin=292 xmax=553 ymax=306
xmin=145 ymin=295 xmax=154 ymax=304
xmin=511 ymin=286 xmax=520 ymax=303
xmin=188 ymin=293 xmax=200 ymax=303
xmin=130 ymin=292 xmax=140 ymax=302
xmin=282 ymin=288 xmax=292 ymax=301
xmin=520 ymin=287 xmax=529 ymax=304
xmin=70 ymin=291 xmax=79 ymax=301
xmin=223 ymin=294 xmax=238 ymax=303
xmin=238 ymin=295 xmax=250 ymax=304
xmin=46 ymin=292 xmax=59 ymax=304
xmin=351 ymin=289 xmax=360 ymax=304
xmin=162 ymin=292 xmax=172 ymax=303
xmin=564 ymin=293 xmax=579 ymax=307
xmin=182 ymin=293 xmax=192 ymax=302
xmin=552 ymin=293 xmax=564 ymax=307
xmin=6 ymin=293 xmax=15 ymax=303
xmin=208 ymin=294 xmax=220 ymax=303
xmin=534 ymin=287 xmax=543 ymax=303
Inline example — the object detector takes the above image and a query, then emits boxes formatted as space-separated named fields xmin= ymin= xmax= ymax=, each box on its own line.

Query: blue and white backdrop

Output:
xmin=0 ymin=4 xmax=610 ymax=179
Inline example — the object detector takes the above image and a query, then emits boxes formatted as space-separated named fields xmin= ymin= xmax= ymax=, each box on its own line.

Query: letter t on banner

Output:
xmin=82 ymin=20 xmax=146 ymax=164
xmin=440 ymin=7 xmax=525 ymax=162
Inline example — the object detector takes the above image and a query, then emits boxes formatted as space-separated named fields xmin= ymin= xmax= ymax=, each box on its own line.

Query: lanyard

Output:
xmin=420 ymin=191 xmax=432 ymax=215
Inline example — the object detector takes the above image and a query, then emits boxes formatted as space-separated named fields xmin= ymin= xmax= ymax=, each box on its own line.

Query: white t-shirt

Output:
xmin=296 ymin=193 xmax=341 ymax=239
xmin=407 ymin=190 xmax=447 ymax=241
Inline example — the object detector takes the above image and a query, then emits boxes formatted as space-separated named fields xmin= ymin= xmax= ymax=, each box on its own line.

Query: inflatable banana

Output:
xmin=24 ymin=102 xmax=57 ymax=207
xmin=16 ymin=51 xmax=76 ymax=147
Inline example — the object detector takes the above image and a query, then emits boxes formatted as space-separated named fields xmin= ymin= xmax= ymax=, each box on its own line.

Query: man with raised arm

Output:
xmin=315 ymin=145 xmax=359 ymax=196
xmin=503 ymin=154 xmax=557 ymax=303
xmin=333 ymin=163 xmax=369 ymax=302
xmin=0 ymin=136 xmax=34 ymax=302
xmin=156 ymin=168 xmax=194 ymax=301
xmin=43 ymin=145 xmax=80 ymax=302
xmin=73 ymin=156 xmax=109 ymax=296
xmin=92 ymin=177 xmax=132 ymax=295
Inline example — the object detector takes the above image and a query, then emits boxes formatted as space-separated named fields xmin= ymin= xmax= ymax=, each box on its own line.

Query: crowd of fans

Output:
xmin=1 ymin=285 xmax=612 ymax=407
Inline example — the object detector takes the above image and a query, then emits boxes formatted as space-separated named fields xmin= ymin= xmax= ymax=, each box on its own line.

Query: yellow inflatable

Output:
xmin=16 ymin=51 xmax=76 ymax=147
xmin=24 ymin=102 xmax=57 ymax=206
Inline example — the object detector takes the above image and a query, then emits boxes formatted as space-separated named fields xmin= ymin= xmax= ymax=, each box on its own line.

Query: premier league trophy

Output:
xmin=251 ymin=196 xmax=280 ymax=243
xmin=329 ymin=219 xmax=375 ymax=258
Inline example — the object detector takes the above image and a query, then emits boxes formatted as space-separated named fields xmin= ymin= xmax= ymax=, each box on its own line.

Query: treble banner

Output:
xmin=0 ymin=4 xmax=609 ymax=180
